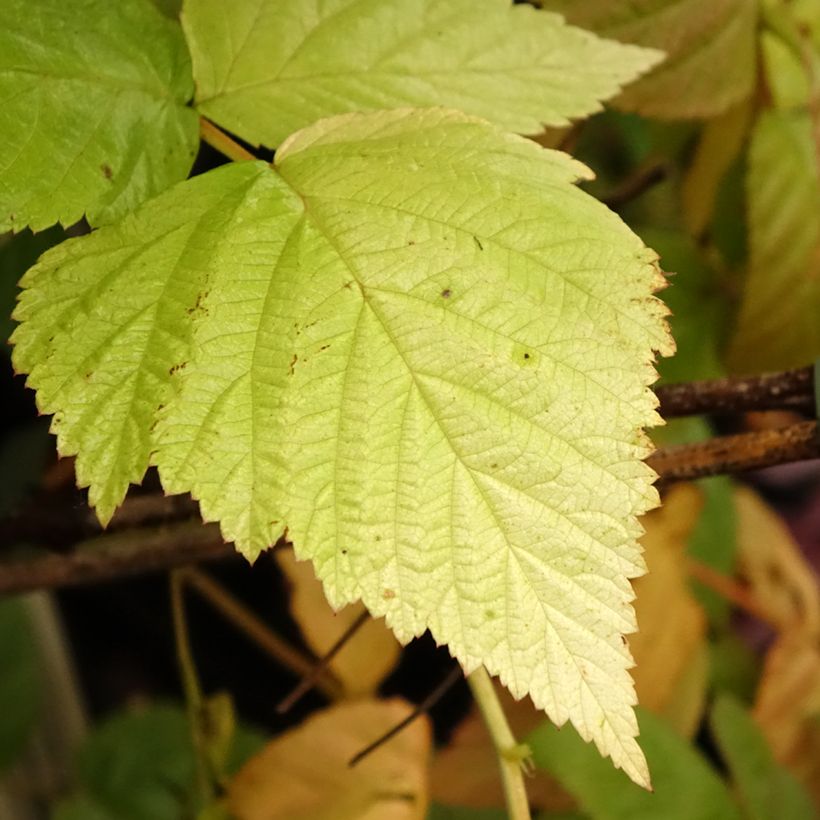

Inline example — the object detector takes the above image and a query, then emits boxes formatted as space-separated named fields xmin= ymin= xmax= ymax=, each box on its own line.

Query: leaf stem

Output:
xmin=169 ymin=569 xmax=215 ymax=806
xmin=199 ymin=118 xmax=258 ymax=163
xmin=467 ymin=667 xmax=532 ymax=820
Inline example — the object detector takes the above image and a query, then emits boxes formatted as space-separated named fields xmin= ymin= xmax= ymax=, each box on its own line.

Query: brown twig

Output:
xmin=178 ymin=567 xmax=343 ymax=702
xmin=601 ymin=161 xmax=669 ymax=208
xmin=686 ymin=558 xmax=778 ymax=627
xmin=276 ymin=609 xmax=370 ymax=713
xmin=656 ymin=366 xmax=816 ymax=418
xmin=348 ymin=664 xmax=463 ymax=767
xmin=1 ymin=369 xmax=818 ymax=594
xmin=0 ymin=521 xmax=233 ymax=595
xmin=648 ymin=420 xmax=820 ymax=484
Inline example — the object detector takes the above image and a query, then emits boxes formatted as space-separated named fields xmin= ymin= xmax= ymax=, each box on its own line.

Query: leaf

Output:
xmin=227 ymin=698 xmax=431 ymax=819
xmin=277 ymin=547 xmax=401 ymax=696
xmin=539 ymin=0 xmax=757 ymax=119
xmin=182 ymin=0 xmax=662 ymax=148
xmin=0 ymin=598 xmax=41 ymax=772
xmin=753 ymin=633 xmax=820 ymax=805
xmin=53 ymin=702 xmax=263 ymax=820
xmin=0 ymin=227 xmax=65 ymax=346
xmin=638 ymin=228 xmax=728 ymax=385
xmin=528 ymin=708 xmax=742 ymax=820
xmin=0 ymin=0 xmax=198 ymax=232
xmin=728 ymin=110 xmax=820 ymax=372
xmin=13 ymin=108 xmax=673 ymax=785
xmin=710 ymin=694 xmax=816 ymax=820
xmin=681 ymin=100 xmax=753 ymax=238
xmin=629 ymin=485 xmax=708 ymax=732
xmin=734 ymin=486 xmax=820 ymax=634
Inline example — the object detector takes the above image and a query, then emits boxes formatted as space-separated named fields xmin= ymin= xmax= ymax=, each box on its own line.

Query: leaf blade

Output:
xmin=13 ymin=109 xmax=673 ymax=785
xmin=0 ymin=0 xmax=198 ymax=232
xmin=183 ymin=0 xmax=662 ymax=147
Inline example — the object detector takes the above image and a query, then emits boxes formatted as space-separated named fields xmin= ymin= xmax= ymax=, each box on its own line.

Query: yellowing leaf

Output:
xmin=754 ymin=634 xmax=820 ymax=805
xmin=183 ymin=0 xmax=662 ymax=147
xmin=630 ymin=484 xmax=708 ymax=730
xmin=12 ymin=108 xmax=673 ymax=786
xmin=682 ymin=100 xmax=753 ymax=238
xmin=540 ymin=0 xmax=757 ymax=119
xmin=277 ymin=548 xmax=400 ymax=696
xmin=227 ymin=698 xmax=431 ymax=819
xmin=735 ymin=487 xmax=820 ymax=635
xmin=0 ymin=0 xmax=198 ymax=232
xmin=728 ymin=110 xmax=820 ymax=371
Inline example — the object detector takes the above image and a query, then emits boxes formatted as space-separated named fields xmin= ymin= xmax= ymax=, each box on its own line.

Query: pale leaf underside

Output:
xmin=13 ymin=109 xmax=673 ymax=786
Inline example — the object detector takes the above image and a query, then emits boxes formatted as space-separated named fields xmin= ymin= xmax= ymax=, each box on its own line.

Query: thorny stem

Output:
xmin=655 ymin=366 xmax=816 ymax=417
xmin=199 ymin=118 xmax=258 ymax=163
xmin=648 ymin=420 xmax=819 ymax=484
xmin=467 ymin=667 xmax=532 ymax=820
xmin=0 ymin=368 xmax=818 ymax=593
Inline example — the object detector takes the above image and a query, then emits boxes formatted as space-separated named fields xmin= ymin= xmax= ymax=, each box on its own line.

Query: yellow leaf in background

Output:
xmin=539 ymin=0 xmax=757 ymax=119
xmin=277 ymin=548 xmax=401 ymax=697
xmin=430 ymin=680 xmax=575 ymax=813
xmin=682 ymin=100 xmax=753 ymax=238
xmin=754 ymin=633 xmax=820 ymax=805
xmin=728 ymin=110 xmax=820 ymax=372
xmin=228 ymin=699 xmax=431 ymax=820
xmin=735 ymin=487 xmax=820 ymax=635
xmin=629 ymin=484 xmax=708 ymax=729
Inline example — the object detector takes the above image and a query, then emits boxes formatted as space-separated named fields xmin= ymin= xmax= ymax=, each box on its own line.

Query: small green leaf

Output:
xmin=13 ymin=109 xmax=672 ymax=785
xmin=728 ymin=110 xmax=820 ymax=372
xmin=0 ymin=227 xmax=65 ymax=347
xmin=709 ymin=695 xmax=815 ymax=820
xmin=540 ymin=0 xmax=757 ymax=119
xmin=0 ymin=0 xmax=198 ymax=232
xmin=54 ymin=702 xmax=263 ymax=820
xmin=183 ymin=0 xmax=662 ymax=148
xmin=529 ymin=708 xmax=742 ymax=820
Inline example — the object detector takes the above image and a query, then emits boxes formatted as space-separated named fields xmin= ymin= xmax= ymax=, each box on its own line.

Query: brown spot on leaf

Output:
xmin=441 ymin=288 xmax=452 ymax=299
xmin=101 ymin=163 xmax=113 ymax=180
xmin=288 ymin=354 xmax=298 ymax=375
xmin=383 ymin=588 xmax=396 ymax=600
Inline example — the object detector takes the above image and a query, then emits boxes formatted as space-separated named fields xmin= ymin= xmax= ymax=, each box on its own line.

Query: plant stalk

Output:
xmin=467 ymin=667 xmax=532 ymax=820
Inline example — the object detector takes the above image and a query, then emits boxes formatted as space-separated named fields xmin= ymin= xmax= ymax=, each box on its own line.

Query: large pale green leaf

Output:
xmin=13 ymin=109 xmax=672 ymax=785
xmin=728 ymin=110 xmax=820 ymax=372
xmin=183 ymin=0 xmax=662 ymax=148
xmin=539 ymin=0 xmax=756 ymax=119
xmin=0 ymin=0 xmax=198 ymax=233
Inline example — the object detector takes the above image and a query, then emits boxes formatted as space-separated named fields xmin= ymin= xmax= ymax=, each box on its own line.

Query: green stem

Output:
xmin=199 ymin=118 xmax=258 ymax=163
xmin=467 ymin=667 xmax=532 ymax=820
xmin=170 ymin=569 xmax=215 ymax=806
